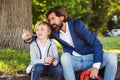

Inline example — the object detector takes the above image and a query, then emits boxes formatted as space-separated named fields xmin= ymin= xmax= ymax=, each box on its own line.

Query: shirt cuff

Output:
xmin=25 ymin=38 xmax=32 ymax=43
xmin=93 ymin=62 xmax=101 ymax=69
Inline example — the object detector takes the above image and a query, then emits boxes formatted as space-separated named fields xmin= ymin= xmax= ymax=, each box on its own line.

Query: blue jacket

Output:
xmin=31 ymin=19 xmax=103 ymax=63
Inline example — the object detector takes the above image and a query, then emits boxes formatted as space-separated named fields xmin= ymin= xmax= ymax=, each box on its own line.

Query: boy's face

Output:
xmin=36 ymin=25 xmax=51 ymax=39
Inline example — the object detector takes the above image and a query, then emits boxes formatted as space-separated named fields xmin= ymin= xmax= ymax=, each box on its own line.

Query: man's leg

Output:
xmin=31 ymin=64 xmax=44 ymax=80
xmin=101 ymin=52 xmax=117 ymax=80
xmin=61 ymin=53 xmax=95 ymax=80
xmin=45 ymin=64 xmax=63 ymax=80
xmin=61 ymin=53 xmax=76 ymax=80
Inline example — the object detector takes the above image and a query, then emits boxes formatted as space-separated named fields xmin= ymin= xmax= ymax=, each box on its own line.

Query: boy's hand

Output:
xmin=21 ymin=29 xmax=31 ymax=40
xmin=44 ymin=56 xmax=53 ymax=64
xmin=51 ymin=58 xmax=58 ymax=66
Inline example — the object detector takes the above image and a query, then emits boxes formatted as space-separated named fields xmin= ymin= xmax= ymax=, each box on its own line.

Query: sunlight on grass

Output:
xmin=104 ymin=49 xmax=120 ymax=55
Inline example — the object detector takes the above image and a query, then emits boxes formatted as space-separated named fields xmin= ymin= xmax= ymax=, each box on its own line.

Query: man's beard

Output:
xmin=52 ymin=24 xmax=63 ymax=32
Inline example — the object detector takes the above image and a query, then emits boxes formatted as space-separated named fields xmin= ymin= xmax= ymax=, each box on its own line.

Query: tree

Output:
xmin=107 ymin=0 xmax=120 ymax=30
xmin=0 ymin=0 xmax=32 ymax=50
xmin=89 ymin=0 xmax=120 ymax=35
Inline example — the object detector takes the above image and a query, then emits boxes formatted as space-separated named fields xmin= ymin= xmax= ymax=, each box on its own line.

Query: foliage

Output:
xmin=0 ymin=48 xmax=30 ymax=74
xmin=46 ymin=0 xmax=91 ymax=19
xmin=32 ymin=0 xmax=120 ymax=35
xmin=32 ymin=0 xmax=47 ymax=25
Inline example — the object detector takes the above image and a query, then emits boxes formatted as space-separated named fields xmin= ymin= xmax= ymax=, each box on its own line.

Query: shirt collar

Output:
xmin=60 ymin=22 xmax=68 ymax=33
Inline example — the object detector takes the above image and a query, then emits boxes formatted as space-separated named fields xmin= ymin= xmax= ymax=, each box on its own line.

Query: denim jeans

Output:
xmin=61 ymin=52 xmax=117 ymax=80
xmin=31 ymin=64 xmax=63 ymax=80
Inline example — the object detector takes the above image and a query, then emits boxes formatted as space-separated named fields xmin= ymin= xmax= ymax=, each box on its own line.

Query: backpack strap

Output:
xmin=73 ymin=19 xmax=93 ymax=48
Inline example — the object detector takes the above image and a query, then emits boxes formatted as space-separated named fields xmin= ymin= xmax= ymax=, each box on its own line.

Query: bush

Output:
xmin=0 ymin=48 xmax=30 ymax=74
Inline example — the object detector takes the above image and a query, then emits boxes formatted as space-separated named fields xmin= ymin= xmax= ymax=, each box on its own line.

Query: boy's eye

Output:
xmin=41 ymin=28 xmax=44 ymax=31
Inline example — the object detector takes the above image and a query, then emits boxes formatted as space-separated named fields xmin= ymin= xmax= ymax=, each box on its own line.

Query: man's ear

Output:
xmin=60 ymin=16 xmax=64 ymax=21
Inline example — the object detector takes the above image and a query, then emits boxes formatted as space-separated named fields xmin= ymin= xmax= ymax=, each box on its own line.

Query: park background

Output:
xmin=0 ymin=0 xmax=120 ymax=75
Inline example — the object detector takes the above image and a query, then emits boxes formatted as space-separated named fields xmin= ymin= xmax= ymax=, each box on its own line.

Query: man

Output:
xmin=22 ymin=6 xmax=117 ymax=80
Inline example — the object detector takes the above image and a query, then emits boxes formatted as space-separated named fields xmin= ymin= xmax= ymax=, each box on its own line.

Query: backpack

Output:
xmin=80 ymin=70 xmax=101 ymax=80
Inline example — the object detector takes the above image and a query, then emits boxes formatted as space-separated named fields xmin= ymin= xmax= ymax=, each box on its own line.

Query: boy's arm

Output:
xmin=52 ymin=41 xmax=59 ymax=62
xmin=24 ymin=36 xmax=37 ymax=44
xmin=21 ymin=29 xmax=37 ymax=44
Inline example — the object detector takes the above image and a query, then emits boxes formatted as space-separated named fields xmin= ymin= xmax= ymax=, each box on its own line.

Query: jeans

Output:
xmin=61 ymin=52 xmax=117 ymax=80
xmin=31 ymin=64 xmax=63 ymax=80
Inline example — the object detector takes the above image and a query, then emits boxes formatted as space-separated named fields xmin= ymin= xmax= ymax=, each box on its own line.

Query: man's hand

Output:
xmin=21 ymin=29 xmax=32 ymax=40
xmin=90 ymin=67 xmax=99 ymax=79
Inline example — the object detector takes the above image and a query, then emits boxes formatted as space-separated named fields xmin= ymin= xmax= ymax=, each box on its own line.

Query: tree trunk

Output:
xmin=0 ymin=0 xmax=32 ymax=50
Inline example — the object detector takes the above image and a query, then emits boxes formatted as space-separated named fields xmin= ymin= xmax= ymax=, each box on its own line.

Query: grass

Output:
xmin=98 ymin=36 xmax=120 ymax=50
xmin=0 ymin=37 xmax=120 ymax=74
xmin=98 ymin=36 xmax=120 ymax=55
xmin=0 ymin=48 xmax=30 ymax=74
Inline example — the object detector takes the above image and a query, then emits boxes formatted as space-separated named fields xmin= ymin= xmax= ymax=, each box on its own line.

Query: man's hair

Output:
xmin=45 ymin=6 xmax=71 ymax=22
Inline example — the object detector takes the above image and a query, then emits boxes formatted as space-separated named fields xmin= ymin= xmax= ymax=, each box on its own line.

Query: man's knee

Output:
xmin=61 ymin=53 xmax=71 ymax=63
xmin=104 ymin=52 xmax=117 ymax=63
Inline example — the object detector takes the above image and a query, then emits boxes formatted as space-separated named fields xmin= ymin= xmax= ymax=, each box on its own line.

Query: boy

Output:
xmin=26 ymin=21 xmax=62 ymax=80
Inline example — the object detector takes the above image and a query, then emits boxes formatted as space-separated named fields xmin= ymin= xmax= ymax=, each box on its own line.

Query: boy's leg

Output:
xmin=31 ymin=64 xmax=44 ymax=80
xmin=45 ymin=64 xmax=63 ymax=80
xmin=100 ymin=52 xmax=117 ymax=80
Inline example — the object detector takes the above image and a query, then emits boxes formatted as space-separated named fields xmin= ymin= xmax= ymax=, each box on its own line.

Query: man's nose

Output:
xmin=50 ymin=20 xmax=54 ymax=25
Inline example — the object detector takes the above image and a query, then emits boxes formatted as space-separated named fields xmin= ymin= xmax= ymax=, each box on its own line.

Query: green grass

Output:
xmin=0 ymin=37 xmax=120 ymax=74
xmin=98 ymin=36 xmax=120 ymax=50
xmin=0 ymin=48 xmax=30 ymax=74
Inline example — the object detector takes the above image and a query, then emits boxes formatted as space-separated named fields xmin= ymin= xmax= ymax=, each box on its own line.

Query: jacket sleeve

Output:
xmin=75 ymin=20 xmax=103 ymax=63
xmin=51 ymin=41 xmax=60 ymax=63
xmin=24 ymin=36 xmax=37 ymax=44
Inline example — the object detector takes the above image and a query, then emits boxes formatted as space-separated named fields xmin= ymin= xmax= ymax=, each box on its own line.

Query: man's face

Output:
xmin=47 ymin=12 xmax=63 ymax=32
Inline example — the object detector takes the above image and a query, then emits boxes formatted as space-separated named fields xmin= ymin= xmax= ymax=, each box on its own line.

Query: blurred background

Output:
xmin=0 ymin=0 xmax=120 ymax=75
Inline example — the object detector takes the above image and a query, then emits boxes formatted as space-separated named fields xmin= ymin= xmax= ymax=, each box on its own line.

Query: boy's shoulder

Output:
xmin=30 ymin=40 xmax=37 ymax=46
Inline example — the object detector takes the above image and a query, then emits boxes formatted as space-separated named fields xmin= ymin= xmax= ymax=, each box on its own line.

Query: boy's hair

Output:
xmin=45 ymin=6 xmax=71 ymax=22
xmin=35 ymin=21 xmax=51 ymax=38
xmin=35 ymin=21 xmax=51 ymax=30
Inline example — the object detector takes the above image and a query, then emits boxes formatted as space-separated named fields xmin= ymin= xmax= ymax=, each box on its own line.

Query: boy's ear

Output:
xmin=48 ymin=29 xmax=51 ymax=35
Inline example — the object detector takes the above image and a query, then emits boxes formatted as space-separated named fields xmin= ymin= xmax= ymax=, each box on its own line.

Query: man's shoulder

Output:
xmin=68 ymin=19 xmax=84 ymax=25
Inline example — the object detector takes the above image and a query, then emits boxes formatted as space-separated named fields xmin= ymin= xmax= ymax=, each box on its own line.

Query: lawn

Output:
xmin=0 ymin=37 xmax=120 ymax=74
xmin=98 ymin=36 xmax=120 ymax=55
